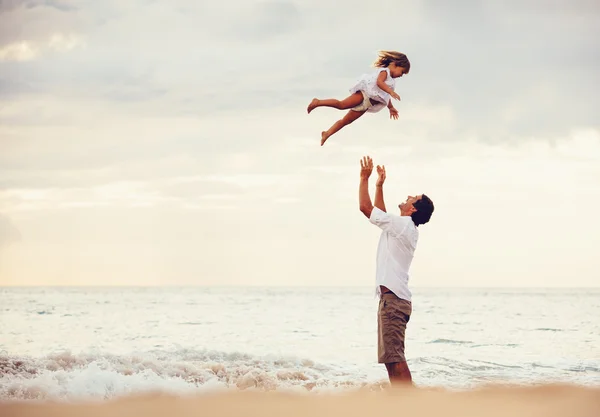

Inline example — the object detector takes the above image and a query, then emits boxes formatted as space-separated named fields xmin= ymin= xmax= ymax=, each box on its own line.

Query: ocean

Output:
xmin=1 ymin=286 xmax=599 ymax=401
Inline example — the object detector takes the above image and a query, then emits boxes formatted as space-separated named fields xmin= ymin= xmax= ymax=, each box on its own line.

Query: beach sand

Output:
xmin=1 ymin=383 xmax=599 ymax=417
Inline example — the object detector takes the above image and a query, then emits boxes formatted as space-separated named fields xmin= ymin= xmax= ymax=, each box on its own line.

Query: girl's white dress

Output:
xmin=349 ymin=67 xmax=396 ymax=113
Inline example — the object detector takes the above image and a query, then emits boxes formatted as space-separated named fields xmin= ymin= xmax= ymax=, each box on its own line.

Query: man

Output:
xmin=358 ymin=155 xmax=435 ymax=386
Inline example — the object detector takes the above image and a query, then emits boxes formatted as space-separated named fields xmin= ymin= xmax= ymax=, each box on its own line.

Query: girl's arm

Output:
xmin=376 ymin=71 xmax=393 ymax=94
xmin=377 ymin=71 xmax=401 ymax=100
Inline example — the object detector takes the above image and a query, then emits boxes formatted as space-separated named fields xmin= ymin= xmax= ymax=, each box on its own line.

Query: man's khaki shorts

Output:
xmin=377 ymin=292 xmax=412 ymax=364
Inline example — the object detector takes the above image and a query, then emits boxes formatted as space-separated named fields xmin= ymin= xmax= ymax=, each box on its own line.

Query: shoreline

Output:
xmin=2 ymin=383 xmax=599 ymax=417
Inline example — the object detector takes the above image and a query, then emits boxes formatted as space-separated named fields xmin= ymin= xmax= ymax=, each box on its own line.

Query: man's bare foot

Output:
xmin=321 ymin=131 xmax=329 ymax=146
xmin=307 ymin=98 xmax=319 ymax=114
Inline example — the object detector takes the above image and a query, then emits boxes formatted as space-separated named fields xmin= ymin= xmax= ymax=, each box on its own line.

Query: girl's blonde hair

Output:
xmin=373 ymin=50 xmax=410 ymax=73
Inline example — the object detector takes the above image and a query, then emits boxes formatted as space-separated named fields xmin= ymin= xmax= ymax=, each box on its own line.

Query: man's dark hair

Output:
xmin=411 ymin=194 xmax=434 ymax=227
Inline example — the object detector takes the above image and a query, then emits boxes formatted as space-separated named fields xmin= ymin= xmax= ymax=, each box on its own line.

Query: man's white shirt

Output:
xmin=369 ymin=206 xmax=419 ymax=301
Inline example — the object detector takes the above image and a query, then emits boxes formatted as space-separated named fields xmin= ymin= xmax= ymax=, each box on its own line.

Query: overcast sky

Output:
xmin=1 ymin=0 xmax=599 ymax=288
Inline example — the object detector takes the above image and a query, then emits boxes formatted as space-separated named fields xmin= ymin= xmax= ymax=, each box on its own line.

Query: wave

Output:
xmin=0 ymin=349 xmax=385 ymax=402
xmin=427 ymin=339 xmax=473 ymax=345
xmin=2 ymin=350 xmax=598 ymax=403
xmin=414 ymin=357 xmax=523 ymax=371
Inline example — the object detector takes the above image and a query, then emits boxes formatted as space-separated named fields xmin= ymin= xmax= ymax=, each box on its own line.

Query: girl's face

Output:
xmin=389 ymin=63 xmax=408 ymax=78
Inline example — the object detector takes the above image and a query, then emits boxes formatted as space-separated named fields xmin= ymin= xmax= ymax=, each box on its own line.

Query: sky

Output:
xmin=1 ymin=0 xmax=599 ymax=288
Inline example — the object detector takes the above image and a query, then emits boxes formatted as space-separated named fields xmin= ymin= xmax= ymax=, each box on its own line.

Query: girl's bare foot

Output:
xmin=321 ymin=131 xmax=329 ymax=146
xmin=307 ymin=98 xmax=319 ymax=114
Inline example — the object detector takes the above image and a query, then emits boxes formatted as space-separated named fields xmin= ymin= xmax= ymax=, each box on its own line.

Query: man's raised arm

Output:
xmin=374 ymin=165 xmax=387 ymax=212
xmin=359 ymin=156 xmax=374 ymax=218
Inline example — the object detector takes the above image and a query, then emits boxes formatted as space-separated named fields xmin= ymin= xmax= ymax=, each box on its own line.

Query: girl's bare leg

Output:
xmin=307 ymin=92 xmax=364 ymax=114
xmin=321 ymin=109 xmax=366 ymax=146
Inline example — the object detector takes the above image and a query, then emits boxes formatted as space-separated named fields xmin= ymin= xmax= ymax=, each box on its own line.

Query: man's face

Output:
xmin=399 ymin=195 xmax=422 ymax=214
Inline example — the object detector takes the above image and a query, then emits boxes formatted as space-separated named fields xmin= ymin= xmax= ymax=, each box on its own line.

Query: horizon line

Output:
xmin=1 ymin=284 xmax=599 ymax=290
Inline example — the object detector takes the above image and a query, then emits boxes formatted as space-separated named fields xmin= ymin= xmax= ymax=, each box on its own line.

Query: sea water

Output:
xmin=1 ymin=286 xmax=599 ymax=401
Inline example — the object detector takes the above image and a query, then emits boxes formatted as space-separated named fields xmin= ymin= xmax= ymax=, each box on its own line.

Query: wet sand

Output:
xmin=1 ymin=383 xmax=599 ymax=417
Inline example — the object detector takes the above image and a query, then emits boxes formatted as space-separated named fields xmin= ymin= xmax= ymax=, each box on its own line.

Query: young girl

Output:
xmin=307 ymin=51 xmax=410 ymax=146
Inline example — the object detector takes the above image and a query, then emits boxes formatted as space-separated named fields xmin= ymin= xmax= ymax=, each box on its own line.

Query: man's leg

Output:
xmin=385 ymin=361 xmax=413 ymax=386
xmin=378 ymin=293 xmax=413 ymax=387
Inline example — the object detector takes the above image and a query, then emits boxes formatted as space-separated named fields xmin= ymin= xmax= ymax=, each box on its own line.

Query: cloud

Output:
xmin=0 ymin=41 xmax=37 ymax=61
xmin=0 ymin=0 xmax=599 ymax=287
xmin=0 ymin=0 xmax=84 ymax=63
xmin=0 ymin=170 xmax=307 ymax=213
xmin=3 ymin=0 xmax=597 ymax=144
xmin=0 ymin=0 xmax=77 ymax=13
xmin=1 ymin=125 xmax=599 ymax=286
xmin=0 ymin=3 xmax=598 ymax=289
xmin=0 ymin=33 xmax=84 ymax=61
xmin=0 ymin=1 xmax=83 ymax=46
xmin=0 ymin=213 xmax=21 ymax=247
xmin=234 ymin=1 xmax=302 ymax=40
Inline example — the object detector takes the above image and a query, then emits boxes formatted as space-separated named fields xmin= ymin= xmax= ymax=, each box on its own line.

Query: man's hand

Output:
xmin=359 ymin=156 xmax=374 ymax=217
xmin=376 ymin=165 xmax=386 ymax=186
xmin=360 ymin=156 xmax=374 ymax=180
xmin=389 ymin=107 xmax=399 ymax=120
xmin=390 ymin=91 xmax=401 ymax=101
